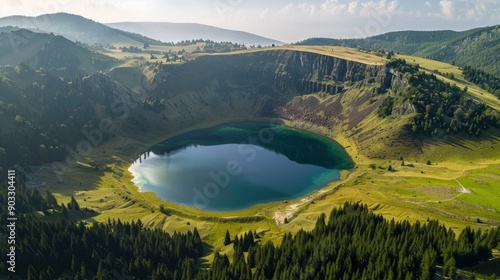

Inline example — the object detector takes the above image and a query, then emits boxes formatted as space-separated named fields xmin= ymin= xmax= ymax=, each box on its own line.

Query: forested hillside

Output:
xmin=379 ymin=59 xmax=500 ymax=136
xmin=0 ymin=30 xmax=118 ymax=78
xmin=297 ymin=25 xmax=500 ymax=78
xmin=462 ymin=65 xmax=500 ymax=98
xmin=0 ymin=64 xmax=141 ymax=173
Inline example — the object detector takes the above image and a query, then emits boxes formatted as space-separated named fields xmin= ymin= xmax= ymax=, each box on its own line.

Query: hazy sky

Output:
xmin=1 ymin=0 xmax=499 ymax=42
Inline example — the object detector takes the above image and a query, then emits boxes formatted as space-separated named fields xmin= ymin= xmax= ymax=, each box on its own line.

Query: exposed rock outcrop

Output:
xmin=155 ymin=50 xmax=401 ymax=100
xmin=147 ymin=50 xmax=408 ymax=144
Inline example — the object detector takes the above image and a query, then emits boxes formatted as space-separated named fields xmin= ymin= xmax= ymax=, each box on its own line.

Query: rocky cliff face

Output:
xmin=262 ymin=50 xmax=393 ymax=94
xmin=147 ymin=50 xmax=406 ymax=140
xmin=155 ymin=50 xmax=400 ymax=99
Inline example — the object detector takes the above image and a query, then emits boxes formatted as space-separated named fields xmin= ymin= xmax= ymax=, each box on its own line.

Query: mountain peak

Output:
xmin=0 ymin=13 xmax=162 ymax=46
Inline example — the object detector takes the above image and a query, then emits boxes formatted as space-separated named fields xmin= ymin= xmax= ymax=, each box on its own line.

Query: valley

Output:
xmin=17 ymin=44 xmax=500 ymax=254
xmin=1 ymin=15 xmax=500 ymax=278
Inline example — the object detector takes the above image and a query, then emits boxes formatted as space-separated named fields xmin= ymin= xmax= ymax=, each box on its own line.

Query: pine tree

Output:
xmin=97 ymin=259 xmax=105 ymax=276
xmin=224 ymin=230 xmax=231 ymax=246
xmin=40 ymin=199 xmax=48 ymax=212
xmin=419 ymin=249 xmax=436 ymax=280
xmin=71 ymin=255 xmax=78 ymax=272
xmin=248 ymin=246 xmax=256 ymax=268
xmin=74 ymin=272 xmax=84 ymax=280
xmin=61 ymin=203 xmax=69 ymax=218
xmin=69 ymin=196 xmax=80 ymax=210
xmin=314 ymin=213 xmax=326 ymax=234
xmin=443 ymin=255 xmax=457 ymax=279
xmin=233 ymin=234 xmax=239 ymax=250
xmin=80 ymin=263 xmax=87 ymax=278
xmin=27 ymin=264 xmax=38 ymax=280
xmin=45 ymin=190 xmax=58 ymax=208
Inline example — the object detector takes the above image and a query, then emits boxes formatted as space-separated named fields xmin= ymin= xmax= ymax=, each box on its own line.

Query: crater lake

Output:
xmin=129 ymin=122 xmax=354 ymax=211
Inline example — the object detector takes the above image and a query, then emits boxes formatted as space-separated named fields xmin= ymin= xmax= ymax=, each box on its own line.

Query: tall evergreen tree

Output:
xmin=224 ymin=230 xmax=231 ymax=246
xmin=444 ymin=255 xmax=457 ymax=279
xmin=68 ymin=196 xmax=80 ymax=210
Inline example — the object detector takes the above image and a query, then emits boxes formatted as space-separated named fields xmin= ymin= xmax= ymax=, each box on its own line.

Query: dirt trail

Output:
xmin=273 ymin=196 xmax=314 ymax=225
xmin=445 ymin=169 xmax=472 ymax=194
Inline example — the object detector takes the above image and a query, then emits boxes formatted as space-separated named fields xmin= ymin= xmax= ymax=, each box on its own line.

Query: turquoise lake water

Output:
xmin=129 ymin=122 xmax=354 ymax=211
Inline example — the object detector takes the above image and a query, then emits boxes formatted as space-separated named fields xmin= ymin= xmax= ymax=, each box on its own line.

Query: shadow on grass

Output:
xmin=68 ymin=209 xmax=100 ymax=221
xmin=198 ymin=242 xmax=215 ymax=269
xmin=29 ymin=162 xmax=109 ymax=196
xmin=464 ymin=257 xmax=500 ymax=279
xmin=416 ymin=127 xmax=500 ymax=152
xmin=36 ymin=208 xmax=99 ymax=223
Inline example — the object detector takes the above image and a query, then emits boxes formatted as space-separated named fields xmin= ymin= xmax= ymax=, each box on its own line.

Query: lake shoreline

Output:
xmin=128 ymin=120 xmax=354 ymax=211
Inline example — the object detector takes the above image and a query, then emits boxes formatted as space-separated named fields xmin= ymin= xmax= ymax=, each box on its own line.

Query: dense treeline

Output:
xmin=202 ymin=41 xmax=247 ymax=53
xmin=208 ymin=203 xmax=499 ymax=280
xmin=381 ymin=59 xmax=500 ymax=136
xmin=0 ymin=180 xmax=204 ymax=279
xmin=7 ymin=217 xmax=203 ymax=279
xmin=118 ymin=40 xmax=247 ymax=56
xmin=462 ymin=65 xmax=500 ymax=99
xmin=0 ymin=176 xmax=50 ymax=215
xmin=162 ymin=39 xmax=249 ymax=52
xmin=120 ymin=45 xmax=143 ymax=53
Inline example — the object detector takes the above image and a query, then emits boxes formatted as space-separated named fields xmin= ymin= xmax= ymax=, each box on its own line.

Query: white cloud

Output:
xmin=348 ymin=1 xmax=360 ymax=15
xmin=439 ymin=0 xmax=455 ymax=18
xmin=277 ymin=3 xmax=294 ymax=16
xmin=259 ymin=8 xmax=270 ymax=18
xmin=425 ymin=1 xmax=432 ymax=8
xmin=463 ymin=0 xmax=488 ymax=20
xmin=277 ymin=0 xmax=400 ymax=18
xmin=319 ymin=0 xmax=347 ymax=14
xmin=357 ymin=1 xmax=399 ymax=17
xmin=303 ymin=3 xmax=317 ymax=16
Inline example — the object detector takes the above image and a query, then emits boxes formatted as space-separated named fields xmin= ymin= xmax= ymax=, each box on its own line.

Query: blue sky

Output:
xmin=1 ymin=0 xmax=499 ymax=42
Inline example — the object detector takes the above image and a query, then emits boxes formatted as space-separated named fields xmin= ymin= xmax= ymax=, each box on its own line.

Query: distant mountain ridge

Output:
xmin=0 ymin=13 xmax=165 ymax=46
xmin=297 ymin=25 xmax=500 ymax=77
xmin=0 ymin=13 xmax=283 ymax=47
xmin=106 ymin=22 xmax=284 ymax=46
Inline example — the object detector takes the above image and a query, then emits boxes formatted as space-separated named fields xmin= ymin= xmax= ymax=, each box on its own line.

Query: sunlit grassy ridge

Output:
xmin=396 ymin=53 xmax=500 ymax=111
